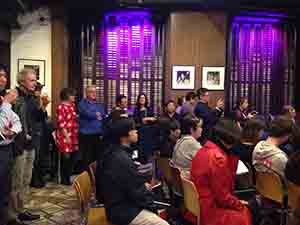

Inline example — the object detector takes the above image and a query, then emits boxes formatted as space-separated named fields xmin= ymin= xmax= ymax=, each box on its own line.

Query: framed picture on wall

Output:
xmin=202 ymin=66 xmax=225 ymax=90
xmin=18 ymin=59 xmax=46 ymax=85
xmin=172 ymin=65 xmax=195 ymax=90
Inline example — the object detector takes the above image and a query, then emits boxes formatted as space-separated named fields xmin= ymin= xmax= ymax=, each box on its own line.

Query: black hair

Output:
xmin=237 ymin=97 xmax=248 ymax=107
xmin=281 ymin=105 xmax=295 ymax=116
xmin=0 ymin=64 xmax=8 ymax=74
xmin=181 ymin=115 xmax=202 ymax=135
xmin=212 ymin=118 xmax=241 ymax=146
xmin=196 ymin=88 xmax=208 ymax=98
xmin=267 ymin=116 xmax=294 ymax=138
xmin=116 ymin=94 xmax=127 ymax=106
xmin=241 ymin=119 xmax=265 ymax=144
xmin=177 ymin=96 xmax=184 ymax=106
xmin=186 ymin=92 xmax=196 ymax=101
xmin=104 ymin=118 xmax=136 ymax=144
xmin=136 ymin=93 xmax=149 ymax=109
xmin=165 ymin=100 xmax=176 ymax=107
xmin=59 ymin=88 xmax=76 ymax=101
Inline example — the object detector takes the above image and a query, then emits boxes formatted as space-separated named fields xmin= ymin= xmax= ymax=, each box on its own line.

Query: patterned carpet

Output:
xmin=24 ymin=182 xmax=81 ymax=225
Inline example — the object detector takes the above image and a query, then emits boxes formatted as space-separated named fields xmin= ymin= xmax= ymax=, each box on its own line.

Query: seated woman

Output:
xmin=232 ymin=97 xmax=256 ymax=127
xmin=172 ymin=115 xmax=202 ymax=173
xmin=232 ymin=119 xmax=265 ymax=165
xmin=133 ymin=93 xmax=156 ymax=128
xmin=191 ymin=119 xmax=252 ymax=225
xmin=95 ymin=118 xmax=169 ymax=225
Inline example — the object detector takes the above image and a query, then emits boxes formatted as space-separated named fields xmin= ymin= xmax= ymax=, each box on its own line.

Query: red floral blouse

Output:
xmin=55 ymin=103 xmax=79 ymax=153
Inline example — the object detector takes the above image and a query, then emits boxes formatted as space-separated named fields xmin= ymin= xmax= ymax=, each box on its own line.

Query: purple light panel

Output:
xmin=101 ymin=10 xmax=163 ymax=112
xmin=228 ymin=15 xmax=294 ymax=114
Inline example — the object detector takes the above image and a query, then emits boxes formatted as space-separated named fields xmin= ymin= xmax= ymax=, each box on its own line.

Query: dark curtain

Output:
xmin=226 ymin=16 xmax=296 ymax=116
xmin=79 ymin=12 xmax=166 ymax=114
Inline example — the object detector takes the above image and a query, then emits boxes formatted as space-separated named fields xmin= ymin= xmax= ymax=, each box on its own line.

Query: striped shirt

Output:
xmin=0 ymin=102 xmax=22 ymax=146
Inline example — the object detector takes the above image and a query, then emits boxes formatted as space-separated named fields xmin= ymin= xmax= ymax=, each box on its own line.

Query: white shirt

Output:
xmin=0 ymin=102 xmax=22 ymax=146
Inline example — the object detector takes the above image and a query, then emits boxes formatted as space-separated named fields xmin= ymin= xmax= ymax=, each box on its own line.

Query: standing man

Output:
xmin=0 ymin=67 xmax=22 ymax=225
xmin=194 ymin=88 xmax=224 ymax=143
xmin=10 ymin=68 xmax=42 ymax=222
xmin=78 ymin=85 xmax=105 ymax=170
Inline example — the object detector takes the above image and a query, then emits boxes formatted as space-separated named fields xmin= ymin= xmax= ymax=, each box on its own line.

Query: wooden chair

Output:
xmin=180 ymin=173 xmax=201 ymax=225
xmin=156 ymin=157 xmax=173 ymax=185
xmin=169 ymin=162 xmax=183 ymax=196
xmin=89 ymin=162 xmax=97 ymax=194
xmin=73 ymin=172 xmax=112 ymax=225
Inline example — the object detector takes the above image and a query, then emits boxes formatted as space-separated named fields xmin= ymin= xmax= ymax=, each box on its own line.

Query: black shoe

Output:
xmin=17 ymin=211 xmax=40 ymax=221
xmin=7 ymin=219 xmax=25 ymax=225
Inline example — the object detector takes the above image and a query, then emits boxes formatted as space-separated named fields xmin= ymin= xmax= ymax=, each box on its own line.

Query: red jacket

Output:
xmin=191 ymin=141 xmax=252 ymax=225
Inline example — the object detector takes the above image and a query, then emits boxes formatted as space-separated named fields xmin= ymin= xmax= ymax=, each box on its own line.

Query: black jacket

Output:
xmin=194 ymin=101 xmax=223 ymax=143
xmin=96 ymin=144 xmax=156 ymax=225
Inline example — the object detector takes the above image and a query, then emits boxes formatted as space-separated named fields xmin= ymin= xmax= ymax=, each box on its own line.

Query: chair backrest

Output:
xmin=180 ymin=173 xmax=200 ymax=218
xmin=256 ymin=171 xmax=300 ymax=210
xmin=156 ymin=157 xmax=173 ymax=184
xmin=73 ymin=171 xmax=93 ymax=212
xmin=256 ymin=171 xmax=283 ymax=204
xmin=89 ymin=162 xmax=97 ymax=186
xmin=169 ymin=162 xmax=183 ymax=195
xmin=244 ymin=162 xmax=255 ymax=186
xmin=288 ymin=182 xmax=300 ymax=210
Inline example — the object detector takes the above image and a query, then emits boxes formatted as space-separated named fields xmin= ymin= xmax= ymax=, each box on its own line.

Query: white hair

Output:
xmin=17 ymin=68 xmax=36 ymax=85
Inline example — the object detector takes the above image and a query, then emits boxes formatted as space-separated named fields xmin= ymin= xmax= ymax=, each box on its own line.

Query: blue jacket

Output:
xmin=78 ymin=99 xmax=105 ymax=135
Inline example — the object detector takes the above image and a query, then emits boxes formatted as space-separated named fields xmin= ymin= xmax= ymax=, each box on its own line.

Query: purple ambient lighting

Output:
xmin=103 ymin=10 xmax=153 ymax=80
xmin=234 ymin=16 xmax=280 ymax=23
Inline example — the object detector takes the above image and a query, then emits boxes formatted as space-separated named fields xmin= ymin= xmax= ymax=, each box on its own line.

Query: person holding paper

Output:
xmin=191 ymin=119 xmax=252 ymax=225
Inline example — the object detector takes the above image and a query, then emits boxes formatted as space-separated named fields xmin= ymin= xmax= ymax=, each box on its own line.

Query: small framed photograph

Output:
xmin=202 ymin=66 xmax=225 ymax=90
xmin=18 ymin=59 xmax=46 ymax=85
xmin=172 ymin=65 xmax=195 ymax=90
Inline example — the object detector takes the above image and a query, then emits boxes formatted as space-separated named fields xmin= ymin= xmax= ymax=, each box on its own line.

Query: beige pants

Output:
xmin=9 ymin=150 xmax=35 ymax=219
xmin=129 ymin=210 xmax=169 ymax=225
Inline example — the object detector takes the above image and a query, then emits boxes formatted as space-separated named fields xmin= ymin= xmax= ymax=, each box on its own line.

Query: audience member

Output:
xmin=31 ymin=82 xmax=49 ymax=188
xmin=175 ymin=96 xmax=184 ymax=114
xmin=0 ymin=65 xmax=8 ymax=96
xmin=78 ymin=85 xmax=105 ymax=170
xmin=112 ymin=94 xmax=130 ymax=116
xmin=281 ymin=105 xmax=296 ymax=124
xmin=162 ymin=100 xmax=181 ymax=124
xmin=194 ymin=88 xmax=224 ymax=143
xmin=180 ymin=92 xmax=197 ymax=115
xmin=133 ymin=93 xmax=155 ymax=128
xmin=96 ymin=118 xmax=169 ymax=225
xmin=0 ymin=88 xmax=22 ymax=225
xmin=10 ymin=69 xmax=42 ymax=222
xmin=191 ymin=119 xmax=251 ymax=225
xmin=157 ymin=117 xmax=181 ymax=158
xmin=231 ymin=97 xmax=255 ymax=127
xmin=172 ymin=115 xmax=202 ymax=173
xmin=232 ymin=119 xmax=265 ymax=165
xmin=252 ymin=116 xmax=293 ymax=177
xmin=55 ymin=88 xmax=79 ymax=185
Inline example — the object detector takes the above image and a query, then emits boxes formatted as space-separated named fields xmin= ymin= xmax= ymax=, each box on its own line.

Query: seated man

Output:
xmin=95 ymin=118 xmax=169 ymax=225
xmin=172 ymin=115 xmax=202 ymax=173
xmin=253 ymin=116 xmax=293 ymax=177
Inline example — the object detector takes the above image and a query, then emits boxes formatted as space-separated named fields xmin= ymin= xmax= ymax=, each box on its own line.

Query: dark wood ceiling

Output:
xmin=1 ymin=0 xmax=300 ymax=28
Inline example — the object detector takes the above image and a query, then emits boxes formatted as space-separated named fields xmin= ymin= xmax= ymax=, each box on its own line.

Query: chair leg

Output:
xmin=197 ymin=216 xmax=200 ymax=225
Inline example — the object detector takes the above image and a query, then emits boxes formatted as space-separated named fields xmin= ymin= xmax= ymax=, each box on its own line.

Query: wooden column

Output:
xmin=51 ymin=3 xmax=69 ymax=119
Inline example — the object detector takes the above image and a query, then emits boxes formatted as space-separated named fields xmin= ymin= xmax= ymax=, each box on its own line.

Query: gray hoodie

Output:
xmin=252 ymin=140 xmax=288 ymax=177
xmin=172 ymin=135 xmax=202 ymax=172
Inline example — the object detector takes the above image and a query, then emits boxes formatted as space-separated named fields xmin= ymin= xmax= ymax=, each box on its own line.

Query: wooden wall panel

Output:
xmin=165 ymin=11 xmax=227 ymax=107
xmin=51 ymin=3 xmax=69 ymax=119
